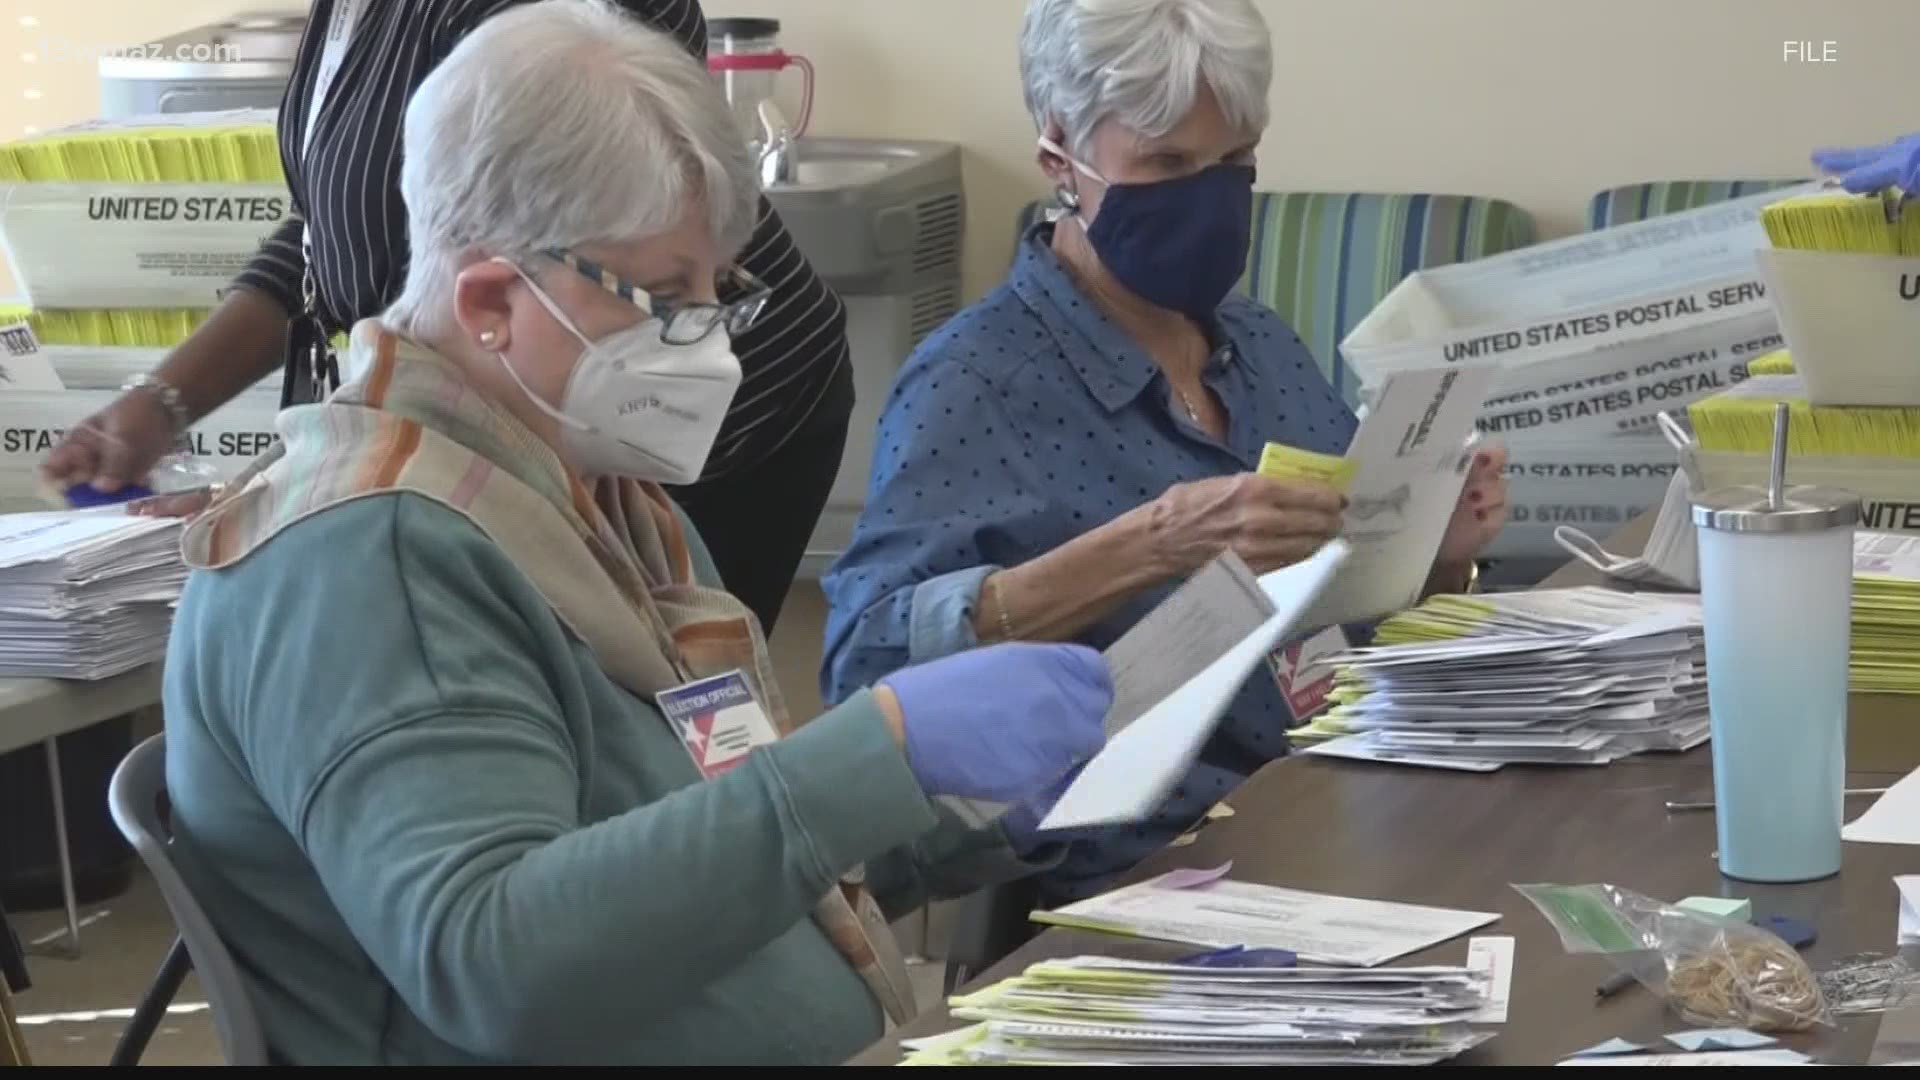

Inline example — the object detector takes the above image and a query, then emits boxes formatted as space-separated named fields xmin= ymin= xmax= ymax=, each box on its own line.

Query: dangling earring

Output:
xmin=1055 ymin=185 xmax=1082 ymax=214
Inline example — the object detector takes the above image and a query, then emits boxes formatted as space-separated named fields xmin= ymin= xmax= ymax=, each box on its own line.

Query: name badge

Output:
xmin=1275 ymin=625 xmax=1350 ymax=721
xmin=656 ymin=670 xmax=781 ymax=780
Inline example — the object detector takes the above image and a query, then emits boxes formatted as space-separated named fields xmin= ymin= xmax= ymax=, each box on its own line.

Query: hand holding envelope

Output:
xmin=1039 ymin=539 xmax=1351 ymax=831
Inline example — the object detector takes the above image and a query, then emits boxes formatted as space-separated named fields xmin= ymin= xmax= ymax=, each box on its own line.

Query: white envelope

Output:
xmin=1040 ymin=540 xmax=1350 ymax=831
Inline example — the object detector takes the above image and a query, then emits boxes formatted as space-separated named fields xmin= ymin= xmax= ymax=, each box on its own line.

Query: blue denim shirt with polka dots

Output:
xmin=820 ymin=224 xmax=1358 ymax=902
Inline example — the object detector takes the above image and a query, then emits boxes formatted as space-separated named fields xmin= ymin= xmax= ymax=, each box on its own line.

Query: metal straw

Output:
xmin=1768 ymin=402 xmax=1790 ymax=510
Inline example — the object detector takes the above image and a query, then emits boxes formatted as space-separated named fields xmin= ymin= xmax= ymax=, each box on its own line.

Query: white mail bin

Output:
xmin=0 ymin=344 xmax=279 ymax=511
xmin=0 ymin=182 xmax=291 ymax=309
xmin=1340 ymin=183 xmax=1820 ymax=560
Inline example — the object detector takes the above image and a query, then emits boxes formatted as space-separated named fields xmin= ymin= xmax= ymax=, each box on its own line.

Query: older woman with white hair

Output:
xmin=160 ymin=0 xmax=1110 ymax=1065
xmin=824 ymin=0 xmax=1511 ymax=905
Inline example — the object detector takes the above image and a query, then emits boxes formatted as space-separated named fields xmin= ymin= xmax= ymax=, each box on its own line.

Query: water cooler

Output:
xmin=706 ymin=18 xmax=967 ymax=577
xmin=764 ymin=140 xmax=967 ymax=576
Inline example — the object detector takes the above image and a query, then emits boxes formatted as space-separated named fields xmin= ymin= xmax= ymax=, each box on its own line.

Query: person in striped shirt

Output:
xmin=41 ymin=0 xmax=850 ymax=633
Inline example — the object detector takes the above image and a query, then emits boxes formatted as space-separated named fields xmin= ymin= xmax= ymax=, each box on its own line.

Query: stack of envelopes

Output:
xmin=1851 ymin=532 xmax=1920 ymax=695
xmin=1295 ymin=588 xmax=1709 ymax=771
xmin=0 ymin=511 xmax=186 ymax=679
xmin=901 ymin=955 xmax=1501 ymax=1066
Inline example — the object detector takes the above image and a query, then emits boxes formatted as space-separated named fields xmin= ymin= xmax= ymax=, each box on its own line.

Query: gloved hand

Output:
xmin=1812 ymin=133 xmax=1920 ymax=194
xmin=880 ymin=643 xmax=1111 ymax=804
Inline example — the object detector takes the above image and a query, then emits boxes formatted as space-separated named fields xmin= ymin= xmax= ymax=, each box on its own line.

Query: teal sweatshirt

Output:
xmin=162 ymin=493 xmax=1031 ymax=1065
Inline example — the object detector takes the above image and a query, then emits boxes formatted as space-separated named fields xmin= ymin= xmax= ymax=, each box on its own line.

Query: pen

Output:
xmin=1594 ymin=970 xmax=1636 ymax=999
xmin=1664 ymin=787 xmax=1888 ymax=813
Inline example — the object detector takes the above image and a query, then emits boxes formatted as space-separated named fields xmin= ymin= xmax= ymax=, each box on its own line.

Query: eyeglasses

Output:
xmin=543 ymin=248 xmax=771 ymax=346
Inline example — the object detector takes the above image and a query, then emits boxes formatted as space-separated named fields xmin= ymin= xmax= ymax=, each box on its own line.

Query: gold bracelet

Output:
xmin=989 ymin=573 xmax=1016 ymax=642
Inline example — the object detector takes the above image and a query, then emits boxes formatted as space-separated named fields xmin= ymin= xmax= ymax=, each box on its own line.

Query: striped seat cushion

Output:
xmin=1016 ymin=192 xmax=1536 ymax=405
xmin=1586 ymin=179 xmax=1807 ymax=230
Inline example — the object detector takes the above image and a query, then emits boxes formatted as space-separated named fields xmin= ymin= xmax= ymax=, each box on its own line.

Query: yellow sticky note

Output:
xmin=1258 ymin=442 xmax=1355 ymax=492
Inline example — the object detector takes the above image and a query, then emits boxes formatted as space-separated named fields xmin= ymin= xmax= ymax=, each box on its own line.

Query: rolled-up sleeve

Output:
xmin=230 ymin=215 xmax=305 ymax=317
xmin=820 ymin=348 xmax=1055 ymax=706
xmin=906 ymin=564 xmax=997 ymax=661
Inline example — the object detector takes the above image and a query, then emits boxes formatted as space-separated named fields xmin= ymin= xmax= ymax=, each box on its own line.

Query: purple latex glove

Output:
xmin=1812 ymin=133 xmax=1920 ymax=194
xmin=881 ymin=643 xmax=1110 ymax=804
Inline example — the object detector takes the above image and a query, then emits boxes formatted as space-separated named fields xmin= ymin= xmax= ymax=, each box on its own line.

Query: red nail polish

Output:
xmin=1476 ymin=509 xmax=1489 ymax=522
xmin=1469 ymin=490 xmax=1483 ymax=504
xmin=1475 ymin=453 xmax=1491 ymax=468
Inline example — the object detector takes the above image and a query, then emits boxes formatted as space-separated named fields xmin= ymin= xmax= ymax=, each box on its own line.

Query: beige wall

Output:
xmin=707 ymin=0 xmax=1920 ymax=299
xmin=4 ymin=0 xmax=1917 ymax=301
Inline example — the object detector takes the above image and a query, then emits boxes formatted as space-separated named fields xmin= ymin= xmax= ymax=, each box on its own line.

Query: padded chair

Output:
xmin=107 ymin=735 xmax=269 ymax=1067
xmin=1016 ymin=190 xmax=1538 ymax=406
xmin=1586 ymin=179 xmax=1807 ymax=230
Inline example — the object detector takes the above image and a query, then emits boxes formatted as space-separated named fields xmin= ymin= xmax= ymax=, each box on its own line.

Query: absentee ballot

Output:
xmin=1034 ymin=871 xmax=1499 ymax=967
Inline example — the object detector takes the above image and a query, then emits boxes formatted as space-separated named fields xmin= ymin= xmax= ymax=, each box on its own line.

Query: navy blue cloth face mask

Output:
xmin=1044 ymin=138 xmax=1256 ymax=321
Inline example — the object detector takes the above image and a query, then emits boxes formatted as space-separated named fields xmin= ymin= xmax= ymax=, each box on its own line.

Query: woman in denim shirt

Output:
xmin=821 ymin=0 xmax=1509 ymax=904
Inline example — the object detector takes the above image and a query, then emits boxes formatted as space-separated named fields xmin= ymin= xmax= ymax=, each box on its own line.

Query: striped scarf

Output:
xmin=182 ymin=321 xmax=918 ymax=1027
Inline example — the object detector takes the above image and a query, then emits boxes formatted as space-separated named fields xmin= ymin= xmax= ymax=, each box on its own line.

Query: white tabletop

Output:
xmin=0 ymin=664 xmax=162 ymax=756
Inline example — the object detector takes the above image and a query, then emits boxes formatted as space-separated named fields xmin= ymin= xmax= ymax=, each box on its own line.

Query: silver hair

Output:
xmin=383 ymin=0 xmax=759 ymax=339
xmin=1020 ymin=0 xmax=1273 ymax=158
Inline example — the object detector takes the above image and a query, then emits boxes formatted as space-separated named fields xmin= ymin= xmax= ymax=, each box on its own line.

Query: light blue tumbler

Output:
xmin=1691 ymin=404 xmax=1860 ymax=883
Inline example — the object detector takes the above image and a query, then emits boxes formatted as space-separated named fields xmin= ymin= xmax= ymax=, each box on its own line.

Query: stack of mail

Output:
xmin=900 ymin=953 xmax=1504 ymax=1066
xmin=1297 ymin=588 xmax=1708 ymax=771
xmin=0 ymin=511 xmax=186 ymax=679
xmin=1853 ymin=533 xmax=1920 ymax=694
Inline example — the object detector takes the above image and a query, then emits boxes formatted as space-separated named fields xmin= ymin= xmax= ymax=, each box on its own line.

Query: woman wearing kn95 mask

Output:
xmin=824 ymin=0 xmax=1509 ymax=911
xmin=158 ymin=3 xmax=1110 ymax=1066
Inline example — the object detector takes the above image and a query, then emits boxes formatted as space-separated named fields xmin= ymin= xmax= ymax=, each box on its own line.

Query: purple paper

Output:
xmin=1152 ymin=862 xmax=1233 ymax=890
xmin=1178 ymin=946 xmax=1298 ymax=969
xmin=66 ymin=482 xmax=155 ymax=508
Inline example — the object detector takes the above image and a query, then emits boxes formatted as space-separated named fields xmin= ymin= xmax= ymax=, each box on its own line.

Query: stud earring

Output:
xmin=479 ymin=329 xmax=499 ymax=348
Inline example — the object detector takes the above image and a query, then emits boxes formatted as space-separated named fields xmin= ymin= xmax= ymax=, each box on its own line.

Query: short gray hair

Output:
xmin=384 ymin=0 xmax=759 ymax=338
xmin=1020 ymin=0 xmax=1273 ymax=158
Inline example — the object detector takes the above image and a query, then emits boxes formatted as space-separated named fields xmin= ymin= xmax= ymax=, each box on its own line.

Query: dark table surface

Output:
xmin=864 ymin=518 xmax=1920 ymax=1060
xmin=854 ymin=514 xmax=1920 ymax=1065
xmin=854 ymin=756 xmax=1920 ymax=1065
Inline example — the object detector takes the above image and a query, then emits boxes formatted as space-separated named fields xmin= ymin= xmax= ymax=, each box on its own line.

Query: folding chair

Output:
xmin=107 ymin=735 xmax=268 ymax=1066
